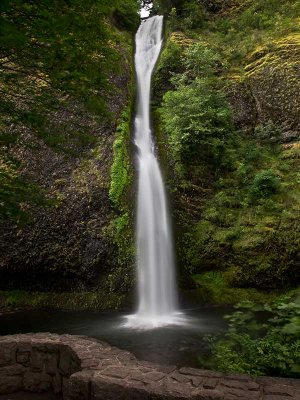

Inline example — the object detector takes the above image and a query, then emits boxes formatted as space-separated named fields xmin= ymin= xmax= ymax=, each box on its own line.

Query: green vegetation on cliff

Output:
xmin=106 ymin=107 xmax=135 ymax=295
xmin=154 ymin=0 xmax=300 ymax=298
xmin=109 ymin=108 xmax=133 ymax=208
xmin=0 ymin=0 xmax=139 ymax=225
xmin=0 ymin=0 xmax=139 ymax=293
xmin=1 ymin=0 xmax=299 ymax=308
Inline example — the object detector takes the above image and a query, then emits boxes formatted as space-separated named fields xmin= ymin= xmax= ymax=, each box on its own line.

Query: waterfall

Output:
xmin=126 ymin=16 xmax=181 ymax=329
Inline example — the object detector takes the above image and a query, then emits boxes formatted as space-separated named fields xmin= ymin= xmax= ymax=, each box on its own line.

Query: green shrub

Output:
xmin=250 ymin=169 xmax=280 ymax=200
xmin=160 ymin=78 xmax=233 ymax=166
xmin=208 ymin=294 xmax=300 ymax=377
xmin=153 ymin=40 xmax=183 ymax=103
xmin=184 ymin=41 xmax=223 ymax=78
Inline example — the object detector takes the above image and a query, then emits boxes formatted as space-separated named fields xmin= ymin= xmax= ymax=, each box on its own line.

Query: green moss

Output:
xmin=0 ymin=290 xmax=126 ymax=312
xmin=105 ymin=104 xmax=135 ymax=293
xmin=109 ymin=107 xmax=132 ymax=208
xmin=191 ymin=271 xmax=283 ymax=305
xmin=182 ymin=138 xmax=300 ymax=289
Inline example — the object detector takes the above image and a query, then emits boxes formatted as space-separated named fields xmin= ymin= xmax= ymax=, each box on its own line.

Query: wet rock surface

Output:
xmin=0 ymin=333 xmax=299 ymax=400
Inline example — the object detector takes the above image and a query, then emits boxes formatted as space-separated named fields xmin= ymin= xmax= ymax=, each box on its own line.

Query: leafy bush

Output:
xmin=208 ymin=295 xmax=300 ymax=377
xmin=183 ymin=41 xmax=223 ymax=78
xmin=153 ymin=40 xmax=183 ymax=103
xmin=160 ymin=78 xmax=233 ymax=166
xmin=250 ymin=169 xmax=280 ymax=200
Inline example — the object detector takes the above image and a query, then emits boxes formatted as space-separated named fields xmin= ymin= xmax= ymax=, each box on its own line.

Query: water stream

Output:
xmin=126 ymin=16 xmax=180 ymax=328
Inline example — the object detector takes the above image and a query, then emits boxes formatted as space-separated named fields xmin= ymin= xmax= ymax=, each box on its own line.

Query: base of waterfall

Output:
xmin=122 ymin=311 xmax=187 ymax=330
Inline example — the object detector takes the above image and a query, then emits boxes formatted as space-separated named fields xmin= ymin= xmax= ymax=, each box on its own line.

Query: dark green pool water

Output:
xmin=0 ymin=307 xmax=230 ymax=368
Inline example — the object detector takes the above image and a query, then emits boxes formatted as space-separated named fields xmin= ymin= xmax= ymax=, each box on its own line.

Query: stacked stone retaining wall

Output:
xmin=0 ymin=334 xmax=299 ymax=399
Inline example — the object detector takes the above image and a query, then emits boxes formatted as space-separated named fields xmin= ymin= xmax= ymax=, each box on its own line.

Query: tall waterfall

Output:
xmin=126 ymin=16 xmax=180 ymax=329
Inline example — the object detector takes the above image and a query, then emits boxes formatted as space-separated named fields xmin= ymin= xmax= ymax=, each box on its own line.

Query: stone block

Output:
xmin=223 ymin=387 xmax=260 ymax=399
xmin=16 ymin=351 xmax=30 ymax=366
xmin=17 ymin=343 xmax=32 ymax=353
xmin=203 ymin=378 xmax=219 ymax=389
xmin=162 ymin=378 xmax=193 ymax=398
xmin=170 ymin=371 xmax=192 ymax=384
xmin=101 ymin=366 xmax=130 ymax=379
xmin=192 ymin=388 xmax=224 ymax=400
xmin=263 ymin=384 xmax=297 ymax=397
xmin=264 ymin=396 xmax=294 ymax=400
xmin=179 ymin=367 xmax=223 ymax=379
xmin=0 ymin=343 xmax=17 ymax=366
xmin=0 ymin=375 xmax=23 ymax=394
xmin=91 ymin=376 xmax=153 ymax=400
xmin=0 ymin=364 xmax=26 ymax=376
xmin=67 ymin=371 xmax=92 ymax=400
xmin=144 ymin=371 xmax=165 ymax=382
xmin=23 ymin=371 xmax=52 ymax=392
xmin=70 ymin=356 xmax=81 ymax=375
xmin=59 ymin=346 xmax=73 ymax=375
xmin=62 ymin=376 xmax=70 ymax=399
xmin=30 ymin=349 xmax=58 ymax=375
xmin=0 ymin=364 xmax=25 ymax=394
xmin=53 ymin=373 xmax=62 ymax=394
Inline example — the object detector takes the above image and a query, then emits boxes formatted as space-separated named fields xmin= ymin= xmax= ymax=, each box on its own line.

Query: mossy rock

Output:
xmin=244 ymin=34 xmax=300 ymax=140
xmin=225 ymin=79 xmax=257 ymax=133
xmin=182 ymin=271 xmax=280 ymax=306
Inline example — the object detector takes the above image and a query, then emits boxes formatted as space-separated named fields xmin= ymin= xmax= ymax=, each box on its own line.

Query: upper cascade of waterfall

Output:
xmin=134 ymin=15 xmax=163 ymax=155
xmin=125 ymin=16 xmax=184 ymax=329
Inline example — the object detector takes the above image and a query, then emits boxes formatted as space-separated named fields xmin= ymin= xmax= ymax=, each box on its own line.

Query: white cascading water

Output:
xmin=126 ymin=16 xmax=182 ymax=329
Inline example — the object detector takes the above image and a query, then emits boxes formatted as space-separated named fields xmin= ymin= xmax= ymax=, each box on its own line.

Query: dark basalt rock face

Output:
xmin=1 ymin=333 xmax=300 ymax=399
xmin=0 ymin=57 xmax=131 ymax=293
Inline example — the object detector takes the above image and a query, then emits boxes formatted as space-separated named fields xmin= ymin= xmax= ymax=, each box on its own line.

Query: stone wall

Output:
xmin=0 ymin=333 xmax=299 ymax=399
